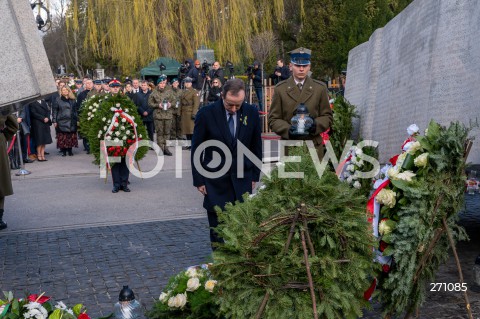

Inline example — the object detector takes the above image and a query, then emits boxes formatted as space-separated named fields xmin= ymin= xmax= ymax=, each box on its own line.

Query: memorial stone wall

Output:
xmin=345 ymin=0 xmax=480 ymax=164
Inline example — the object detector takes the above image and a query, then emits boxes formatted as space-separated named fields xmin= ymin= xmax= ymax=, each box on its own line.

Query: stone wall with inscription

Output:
xmin=345 ymin=0 xmax=480 ymax=164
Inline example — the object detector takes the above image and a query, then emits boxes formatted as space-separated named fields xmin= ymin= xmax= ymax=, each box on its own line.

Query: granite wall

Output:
xmin=0 ymin=0 xmax=56 ymax=110
xmin=345 ymin=0 xmax=480 ymax=164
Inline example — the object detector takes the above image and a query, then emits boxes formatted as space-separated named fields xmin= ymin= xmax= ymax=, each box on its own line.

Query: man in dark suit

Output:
xmin=191 ymin=78 xmax=263 ymax=249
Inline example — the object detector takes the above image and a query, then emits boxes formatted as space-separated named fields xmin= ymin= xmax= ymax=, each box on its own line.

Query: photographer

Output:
xmin=250 ymin=61 xmax=263 ymax=111
xmin=178 ymin=59 xmax=192 ymax=84
xmin=270 ymin=59 xmax=290 ymax=85
xmin=206 ymin=61 xmax=225 ymax=86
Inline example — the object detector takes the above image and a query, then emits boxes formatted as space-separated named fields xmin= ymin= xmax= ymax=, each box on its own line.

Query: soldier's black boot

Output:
xmin=0 ymin=209 xmax=7 ymax=231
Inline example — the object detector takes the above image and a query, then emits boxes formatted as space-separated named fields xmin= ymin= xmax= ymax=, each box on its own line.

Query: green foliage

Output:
xmin=377 ymin=121 xmax=470 ymax=316
xmin=78 ymin=94 xmax=148 ymax=165
xmin=211 ymin=146 xmax=376 ymax=319
xmin=146 ymin=266 xmax=220 ymax=319
xmin=330 ymin=96 xmax=359 ymax=157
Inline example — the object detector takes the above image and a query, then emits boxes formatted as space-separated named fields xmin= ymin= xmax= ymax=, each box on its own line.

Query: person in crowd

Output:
xmin=107 ymin=79 xmax=131 ymax=193
xmin=87 ymin=79 xmax=103 ymax=98
xmin=73 ymin=79 xmax=84 ymax=94
xmin=53 ymin=86 xmax=78 ymax=156
xmin=133 ymin=80 xmax=154 ymax=142
xmin=101 ymin=78 xmax=111 ymax=95
xmin=207 ymin=78 xmax=222 ymax=103
xmin=206 ymin=61 xmax=225 ymax=86
xmin=77 ymin=79 xmax=94 ymax=153
xmin=29 ymin=99 xmax=52 ymax=161
xmin=132 ymin=78 xmax=140 ymax=94
xmin=148 ymin=82 xmax=155 ymax=91
xmin=0 ymin=112 xmax=19 ymax=230
xmin=124 ymin=82 xmax=135 ymax=100
xmin=250 ymin=61 xmax=264 ymax=111
xmin=180 ymin=77 xmax=200 ymax=150
xmin=270 ymin=58 xmax=290 ymax=85
xmin=191 ymin=78 xmax=262 ymax=249
xmin=17 ymin=104 xmax=35 ymax=163
xmin=268 ymin=47 xmax=333 ymax=159
xmin=148 ymin=75 xmax=176 ymax=156
xmin=187 ymin=60 xmax=203 ymax=91
xmin=170 ymin=78 xmax=183 ymax=140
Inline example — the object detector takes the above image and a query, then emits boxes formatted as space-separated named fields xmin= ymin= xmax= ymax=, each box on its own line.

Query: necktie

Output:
xmin=297 ymin=83 xmax=303 ymax=91
xmin=228 ymin=113 xmax=235 ymax=138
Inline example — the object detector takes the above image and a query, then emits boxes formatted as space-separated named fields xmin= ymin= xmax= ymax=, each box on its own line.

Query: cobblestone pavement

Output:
xmin=0 ymin=219 xmax=211 ymax=316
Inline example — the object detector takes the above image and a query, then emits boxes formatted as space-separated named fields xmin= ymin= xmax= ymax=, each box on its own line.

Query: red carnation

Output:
xmin=382 ymin=264 xmax=391 ymax=273
xmin=27 ymin=294 xmax=50 ymax=304
xmin=78 ymin=314 xmax=91 ymax=319
xmin=379 ymin=240 xmax=389 ymax=252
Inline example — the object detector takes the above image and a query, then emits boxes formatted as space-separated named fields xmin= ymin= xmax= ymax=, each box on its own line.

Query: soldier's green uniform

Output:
xmin=180 ymin=87 xmax=200 ymax=136
xmin=268 ymin=47 xmax=333 ymax=158
xmin=170 ymin=83 xmax=183 ymax=140
xmin=148 ymin=84 xmax=176 ymax=154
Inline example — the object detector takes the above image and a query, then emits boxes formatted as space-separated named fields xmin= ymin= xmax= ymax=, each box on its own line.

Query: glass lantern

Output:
xmin=114 ymin=286 xmax=142 ymax=319
xmin=290 ymin=103 xmax=314 ymax=136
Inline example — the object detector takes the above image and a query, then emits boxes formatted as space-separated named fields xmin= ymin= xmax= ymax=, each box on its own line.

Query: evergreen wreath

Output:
xmin=79 ymin=94 xmax=148 ymax=165
xmin=211 ymin=146 xmax=377 ymax=319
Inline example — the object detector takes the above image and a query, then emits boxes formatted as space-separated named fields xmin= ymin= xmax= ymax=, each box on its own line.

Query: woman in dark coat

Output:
xmin=0 ymin=113 xmax=18 ymax=230
xmin=29 ymin=100 xmax=52 ymax=161
xmin=53 ymin=86 xmax=78 ymax=156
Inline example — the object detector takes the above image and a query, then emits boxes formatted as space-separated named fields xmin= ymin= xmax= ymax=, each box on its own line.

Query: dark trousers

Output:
xmin=83 ymin=137 xmax=90 ymax=153
xmin=207 ymin=210 xmax=224 ymax=250
xmin=143 ymin=121 xmax=154 ymax=143
xmin=111 ymin=158 xmax=129 ymax=188
xmin=254 ymin=87 xmax=263 ymax=111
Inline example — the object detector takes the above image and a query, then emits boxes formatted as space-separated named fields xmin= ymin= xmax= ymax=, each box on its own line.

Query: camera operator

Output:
xmin=187 ymin=60 xmax=204 ymax=91
xmin=250 ymin=61 xmax=263 ymax=111
xmin=178 ymin=59 xmax=192 ymax=84
xmin=206 ymin=61 xmax=225 ymax=86
xmin=270 ymin=59 xmax=290 ymax=85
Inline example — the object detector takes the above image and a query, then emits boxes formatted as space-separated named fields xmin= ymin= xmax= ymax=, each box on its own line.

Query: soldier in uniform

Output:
xmin=148 ymin=75 xmax=176 ymax=156
xmin=180 ymin=77 xmax=200 ymax=150
xmin=87 ymin=79 xmax=103 ymax=98
xmin=268 ymin=47 xmax=333 ymax=158
xmin=169 ymin=78 xmax=183 ymax=140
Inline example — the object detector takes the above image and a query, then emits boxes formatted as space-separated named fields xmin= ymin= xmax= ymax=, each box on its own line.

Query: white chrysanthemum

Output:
xmin=346 ymin=175 xmax=353 ymax=184
xmin=353 ymin=181 xmax=361 ymax=189
xmin=66 ymin=309 xmax=74 ymax=316
xmin=24 ymin=302 xmax=41 ymax=310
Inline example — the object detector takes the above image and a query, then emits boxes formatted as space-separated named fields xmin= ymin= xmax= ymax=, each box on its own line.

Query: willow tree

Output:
xmin=68 ymin=0 xmax=289 ymax=74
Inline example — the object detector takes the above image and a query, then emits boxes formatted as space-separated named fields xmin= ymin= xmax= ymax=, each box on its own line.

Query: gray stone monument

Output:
xmin=345 ymin=0 xmax=480 ymax=164
xmin=195 ymin=45 xmax=215 ymax=66
xmin=0 ymin=0 xmax=56 ymax=112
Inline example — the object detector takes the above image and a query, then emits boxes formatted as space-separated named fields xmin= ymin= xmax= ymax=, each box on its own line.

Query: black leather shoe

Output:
xmin=112 ymin=186 xmax=120 ymax=193
xmin=164 ymin=149 xmax=173 ymax=156
xmin=122 ymin=186 xmax=131 ymax=192
xmin=44 ymin=152 xmax=50 ymax=155
xmin=23 ymin=158 xmax=35 ymax=163
xmin=0 ymin=221 xmax=7 ymax=231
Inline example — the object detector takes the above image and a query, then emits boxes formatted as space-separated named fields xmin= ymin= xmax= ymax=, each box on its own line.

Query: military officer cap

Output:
xmin=93 ymin=80 xmax=102 ymax=85
xmin=74 ymin=79 xmax=83 ymax=84
xmin=109 ymin=79 xmax=122 ymax=87
xmin=183 ymin=77 xmax=193 ymax=83
xmin=68 ymin=73 xmax=75 ymax=77
xmin=171 ymin=78 xmax=179 ymax=84
xmin=289 ymin=47 xmax=312 ymax=66
xmin=157 ymin=75 xmax=167 ymax=84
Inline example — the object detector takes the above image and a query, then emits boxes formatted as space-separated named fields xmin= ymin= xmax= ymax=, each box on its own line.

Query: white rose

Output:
xmin=353 ymin=181 xmax=361 ymax=189
xmin=186 ymin=277 xmax=201 ymax=291
xmin=424 ymin=128 xmax=429 ymax=136
xmin=98 ymin=130 xmax=102 ymax=134
xmin=102 ymin=117 xmax=107 ymax=122
xmin=114 ymin=138 xmax=119 ymax=143
xmin=126 ymin=130 xmax=131 ymax=135
xmin=205 ymin=280 xmax=217 ymax=292
xmin=395 ymin=152 xmax=407 ymax=168
xmin=94 ymin=103 xmax=99 ymax=107
xmin=115 ymin=131 xmax=120 ymax=136
xmin=346 ymin=175 xmax=353 ymax=184
xmin=387 ymin=167 xmax=399 ymax=180
xmin=88 ymin=112 xmax=92 ymax=116
xmin=139 ymin=134 xmax=143 ymax=138
xmin=92 ymin=108 xmax=96 ymax=112
xmin=122 ymin=118 xmax=126 ymax=123
xmin=106 ymin=136 xmax=112 ymax=140
xmin=396 ymin=170 xmax=416 ymax=182
xmin=185 ymin=267 xmax=198 ymax=278
xmin=125 ymin=109 xmax=129 ymax=112
xmin=116 ymin=103 xmax=121 ymax=108
xmin=132 ymin=116 xmax=135 ymax=120
xmin=379 ymin=219 xmax=397 ymax=236
xmin=113 ymin=122 xmax=119 ymax=127
xmin=122 ymin=136 xmax=127 ymax=140
xmin=407 ymin=141 xmax=422 ymax=154
xmin=88 ymin=106 xmax=93 ymax=110
xmin=414 ymin=152 xmax=429 ymax=168
xmin=167 ymin=296 xmax=176 ymax=308
xmin=376 ymin=189 xmax=396 ymax=208
xmin=407 ymin=124 xmax=419 ymax=136
xmin=173 ymin=293 xmax=187 ymax=308
xmin=120 ymin=126 xmax=125 ymax=130
xmin=159 ymin=292 xmax=168 ymax=302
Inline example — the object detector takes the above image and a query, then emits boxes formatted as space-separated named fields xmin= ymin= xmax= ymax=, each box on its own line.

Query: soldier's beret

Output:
xmin=171 ymin=78 xmax=179 ymax=84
